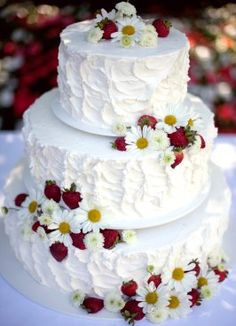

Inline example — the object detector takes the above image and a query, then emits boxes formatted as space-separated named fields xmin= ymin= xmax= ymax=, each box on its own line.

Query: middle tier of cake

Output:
xmin=23 ymin=89 xmax=217 ymax=228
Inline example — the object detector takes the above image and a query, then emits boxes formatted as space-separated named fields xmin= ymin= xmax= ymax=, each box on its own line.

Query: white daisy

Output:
xmin=159 ymin=148 xmax=175 ymax=166
xmin=48 ymin=209 xmax=81 ymax=247
xmin=122 ymin=230 xmax=137 ymax=244
xmin=36 ymin=226 xmax=48 ymax=242
xmin=168 ymin=291 xmax=192 ymax=319
xmin=146 ymin=264 xmax=158 ymax=274
xmin=115 ymin=1 xmax=137 ymax=17
xmin=152 ymin=130 xmax=170 ymax=151
xmin=84 ymin=232 xmax=104 ymax=251
xmin=139 ymin=28 xmax=158 ymax=48
xmin=88 ymin=27 xmax=103 ymax=43
xmin=39 ymin=199 xmax=60 ymax=226
xmin=125 ymin=125 xmax=154 ymax=153
xmin=95 ymin=8 xmax=116 ymax=24
xmin=0 ymin=206 xmax=8 ymax=218
xmin=136 ymin=281 xmax=169 ymax=313
xmin=147 ymin=307 xmax=169 ymax=323
xmin=208 ymin=248 xmax=228 ymax=267
xmin=156 ymin=105 xmax=189 ymax=133
xmin=197 ymin=265 xmax=219 ymax=290
xmin=217 ymin=263 xmax=226 ymax=272
xmin=104 ymin=292 xmax=125 ymax=312
xmin=200 ymin=285 xmax=214 ymax=300
xmin=111 ymin=17 xmax=144 ymax=45
xmin=112 ymin=122 xmax=128 ymax=136
xmin=71 ymin=289 xmax=85 ymax=308
xmin=162 ymin=258 xmax=197 ymax=292
xmin=120 ymin=35 xmax=133 ymax=48
xmin=74 ymin=200 xmax=108 ymax=233
xmin=38 ymin=213 xmax=53 ymax=226
xmin=18 ymin=190 xmax=43 ymax=221
xmin=41 ymin=199 xmax=59 ymax=216
xmin=143 ymin=24 xmax=157 ymax=34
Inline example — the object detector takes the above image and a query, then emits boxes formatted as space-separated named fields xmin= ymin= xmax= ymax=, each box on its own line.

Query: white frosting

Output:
xmin=22 ymin=90 xmax=217 ymax=228
xmin=58 ymin=21 xmax=190 ymax=134
xmin=4 ymin=162 xmax=231 ymax=297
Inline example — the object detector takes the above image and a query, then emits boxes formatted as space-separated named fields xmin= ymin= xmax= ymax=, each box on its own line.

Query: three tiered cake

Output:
xmin=3 ymin=2 xmax=231 ymax=324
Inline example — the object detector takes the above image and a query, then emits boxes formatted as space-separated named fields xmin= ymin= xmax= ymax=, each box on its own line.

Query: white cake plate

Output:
xmin=52 ymin=90 xmax=116 ymax=137
xmin=0 ymin=212 xmax=236 ymax=325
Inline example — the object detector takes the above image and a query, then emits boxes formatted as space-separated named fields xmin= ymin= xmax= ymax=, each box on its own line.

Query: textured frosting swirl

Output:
xmin=22 ymin=90 xmax=217 ymax=228
xmin=57 ymin=21 xmax=190 ymax=134
xmin=4 ymin=162 xmax=231 ymax=297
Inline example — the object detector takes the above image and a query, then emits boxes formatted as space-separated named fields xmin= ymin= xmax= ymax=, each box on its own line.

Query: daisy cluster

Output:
xmin=112 ymin=105 xmax=206 ymax=169
xmin=4 ymin=181 xmax=137 ymax=262
xmin=87 ymin=1 xmax=171 ymax=48
xmin=71 ymin=256 xmax=229 ymax=324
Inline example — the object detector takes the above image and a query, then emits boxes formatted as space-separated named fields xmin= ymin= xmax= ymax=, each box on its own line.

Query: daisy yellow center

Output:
xmin=172 ymin=267 xmax=185 ymax=281
xmin=122 ymin=25 xmax=135 ymax=36
xmin=59 ymin=222 xmax=71 ymax=234
xmin=145 ymin=291 xmax=158 ymax=304
xmin=188 ymin=118 xmax=194 ymax=127
xmin=198 ymin=276 xmax=208 ymax=288
xmin=88 ymin=209 xmax=101 ymax=223
xmin=168 ymin=296 xmax=180 ymax=309
xmin=136 ymin=137 xmax=148 ymax=149
xmin=164 ymin=115 xmax=177 ymax=126
xmin=28 ymin=201 xmax=38 ymax=214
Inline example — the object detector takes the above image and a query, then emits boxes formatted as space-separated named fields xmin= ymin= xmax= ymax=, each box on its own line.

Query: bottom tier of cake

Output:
xmin=3 ymin=161 xmax=230 ymax=289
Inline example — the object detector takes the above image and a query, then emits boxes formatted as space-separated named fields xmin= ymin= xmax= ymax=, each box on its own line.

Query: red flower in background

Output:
xmin=216 ymin=102 xmax=236 ymax=133
xmin=12 ymin=13 xmax=76 ymax=118
xmin=0 ymin=3 xmax=235 ymax=133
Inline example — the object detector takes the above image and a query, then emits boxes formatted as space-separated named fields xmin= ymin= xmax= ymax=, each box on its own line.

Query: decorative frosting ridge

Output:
xmin=87 ymin=1 xmax=172 ymax=48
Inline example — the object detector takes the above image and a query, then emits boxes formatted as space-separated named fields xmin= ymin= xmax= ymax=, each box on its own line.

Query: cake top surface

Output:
xmin=61 ymin=21 xmax=188 ymax=59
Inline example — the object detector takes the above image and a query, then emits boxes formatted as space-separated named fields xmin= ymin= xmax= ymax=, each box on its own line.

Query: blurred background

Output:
xmin=0 ymin=0 xmax=235 ymax=132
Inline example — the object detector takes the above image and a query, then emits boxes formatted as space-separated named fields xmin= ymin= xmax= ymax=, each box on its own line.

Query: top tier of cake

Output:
xmin=57 ymin=21 xmax=190 ymax=136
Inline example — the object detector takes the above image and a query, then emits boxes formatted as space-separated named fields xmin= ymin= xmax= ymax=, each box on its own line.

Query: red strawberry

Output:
xmin=171 ymin=150 xmax=184 ymax=169
xmin=101 ymin=229 xmax=120 ymax=249
xmin=198 ymin=134 xmax=206 ymax=149
xmin=32 ymin=221 xmax=41 ymax=232
xmin=121 ymin=300 xmax=145 ymax=322
xmin=189 ymin=259 xmax=201 ymax=277
xmin=168 ymin=127 xmax=189 ymax=148
xmin=147 ymin=274 xmax=162 ymax=288
xmin=44 ymin=180 xmax=61 ymax=203
xmin=62 ymin=183 xmax=82 ymax=209
xmin=214 ymin=268 xmax=229 ymax=282
xmin=188 ymin=288 xmax=201 ymax=307
xmin=70 ymin=232 xmax=86 ymax=250
xmin=137 ymin=115 xmax=157 ymax=129
xmin=15 ymin=193 xmax=28 ymax=207
xmin=32 ymin=221 xmax=52 ymax=234
xmin=153 ymin=18 xmax=172 ymax=37
xmin=44 ymin=225 xmax=53 ymax=234
xmin=49 ymin=242 xmax=68 ymax=262
xmin=82 ymin=297 xmax=104 ymax=313
xmin=121 ymin=280 xmax=138 ymax=297
xmin=103 ymin=20 xmax=118 ymax=40
xmin=112 ymin=137 xmax=127 ymax=151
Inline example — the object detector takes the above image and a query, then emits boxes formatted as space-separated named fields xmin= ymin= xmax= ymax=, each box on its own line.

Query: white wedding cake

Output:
xmin=3 ymin=2 xmax=231 ymax=324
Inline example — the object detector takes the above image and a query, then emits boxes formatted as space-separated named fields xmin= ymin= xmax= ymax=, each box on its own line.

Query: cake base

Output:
xmin=0 ymin=208 xmax=235 ymax=324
